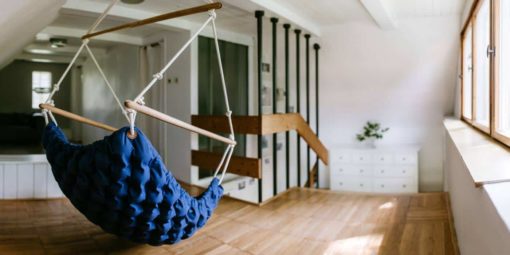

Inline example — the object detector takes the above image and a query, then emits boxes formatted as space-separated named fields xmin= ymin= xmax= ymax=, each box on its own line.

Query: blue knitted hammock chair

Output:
xmin=39 ymin=0 xmax=236 ymax=246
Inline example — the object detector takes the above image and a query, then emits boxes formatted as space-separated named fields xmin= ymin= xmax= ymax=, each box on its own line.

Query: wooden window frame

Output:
xmin=461 ymin=0 xmax=510 ymax=147
xmin=461 ymin=23 xmax=473 ymax=124
xmin=491 ymin=0 xmax=510 ymax=146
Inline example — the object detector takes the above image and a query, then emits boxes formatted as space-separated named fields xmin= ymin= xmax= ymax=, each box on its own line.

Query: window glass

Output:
xmin=497 ymin=0 xmax=510 ymax=135
xmin=474 ymin=0 xmax=490 ymax=127
xmin=32 ymin=71 xmax=52 ymax=109
xmin=463 ymin=26 xmax=473 ymax=119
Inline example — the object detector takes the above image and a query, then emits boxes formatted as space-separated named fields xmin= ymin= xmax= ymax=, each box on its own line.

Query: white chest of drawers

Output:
xmin=329 ymin=147 xmax=419 ymax=193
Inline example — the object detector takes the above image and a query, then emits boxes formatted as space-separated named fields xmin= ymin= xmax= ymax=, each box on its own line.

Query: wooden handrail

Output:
xmin=306 ymin=161 xmax=319 ymax=188
xmin=39 ymin=104 xmax=117 ymax=132
xmin=125 ymin=100 xmax=236 ymax=145
xmin=191 ymin=113 xmax=329 ymax=165
xmin=192 ymin=150 xmax=261 ymax=179
xmin=82 ymin=2 xmax=222 ymax=39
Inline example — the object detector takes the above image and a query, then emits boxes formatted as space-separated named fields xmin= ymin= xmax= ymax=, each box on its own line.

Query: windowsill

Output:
xmin=445 ymin=117 xmax=510 ymax=233
xmin=444 ymin=117 xmax=510 ymax=187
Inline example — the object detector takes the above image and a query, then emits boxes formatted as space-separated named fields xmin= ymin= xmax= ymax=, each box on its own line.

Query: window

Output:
xmin=31 ymin=71 xmax=52 ymax=109
xmin=473 ymin=0 xmax=491 ymax=131
xmin=462 ymin=0 xmax=510 ymax=146
xmin=462 ymin=25 xmax=473 ymax=120
xmin=495 ymin=0 xmax=510 ymax=142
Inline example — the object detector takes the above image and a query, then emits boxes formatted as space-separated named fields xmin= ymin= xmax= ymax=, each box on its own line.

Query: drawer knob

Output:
xmin=381 ymin=184 xmax=385 ymax=188
xmin=402 ymin=157 xmax=407 ymax=161
xmin=402 ymin=170 xmax=406 ymax=173
xmin=339 ymin=182 xmax=343 ymax=186
xmin=380 ymin=157 xmax=384 ymax=161
xmin=381 ymin=170 xmax=385 ymax=173
xmin=339 ymin=168 xmax=343 ymax=172
xmin=360 ymin=157 xmax=364 ymax=160
xmin=402 ymin=184 xmax=407 ymax=188
xmin=360 ymin=169 xmax=364 ymax=173
xmin=360 ymin=183 xmax=364 ymax=187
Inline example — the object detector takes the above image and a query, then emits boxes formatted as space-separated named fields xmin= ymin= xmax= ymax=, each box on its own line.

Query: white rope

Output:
xmin=219 ymin=145 xmax=235 ymax=184
xmin=46 ymin=0 xmax=118 ymax=105
xmin=43 ymin=0 xmax=119 ymax=125
xmin=129 ymin=10 xmax=236 ymax=185
xmin=87 ymin=0 xmax=119 ymax=34
xmin=85 ymin=44 xmax=130 ymax=122
xmin=46 ymin=41 xmax=88 ymax=104
xmin=42 ymin=110 xmax=49 ymax=125
xmin=211 ymin=16 xmax=235 ymax=137
xmin=213 ymin=145 xmax=232 ymax=178
xmin=48 ymin=111 xmax=57 ymax=125
xmin=133 ymin=16 xmax=213 ymax=103
xmin=128 ymin=110 xmax=136 ymax=136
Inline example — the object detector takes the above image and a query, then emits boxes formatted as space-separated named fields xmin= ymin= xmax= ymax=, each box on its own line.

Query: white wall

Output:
xmin=444 ymin=131 xmax=510 ymax=254
xmin=320 ymin=16 xmax=460 ymax=191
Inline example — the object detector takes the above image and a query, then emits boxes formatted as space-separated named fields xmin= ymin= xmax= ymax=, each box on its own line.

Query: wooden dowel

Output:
xmin=124 ymin=100 xmax=236 ymax=145
xmin=82 ymin=2 xmax=222 ymax=39
xmin=39 ymin=104 xmax=117 ymax=132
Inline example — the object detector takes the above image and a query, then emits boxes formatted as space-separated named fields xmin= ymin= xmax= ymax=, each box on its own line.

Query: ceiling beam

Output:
xmin=359 ymin=0 xmax=397 ymax=30
xmin=16 ymin=53 xmax=85 ymax=64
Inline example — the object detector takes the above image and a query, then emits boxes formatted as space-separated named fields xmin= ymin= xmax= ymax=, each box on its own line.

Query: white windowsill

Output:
xmin=444 ymin=117 xmax=510 ymax=187
xmin=444 ymin=117 xmax=510 ymax=232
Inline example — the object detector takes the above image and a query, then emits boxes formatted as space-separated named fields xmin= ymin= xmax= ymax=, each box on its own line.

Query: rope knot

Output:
xmin=208 ymin=10 xmax=217 ymax=19
xmin=53 ymin=83 xmax=60 ymax=92
xmin=153 ymin=73 xmax=163 ymax=80
xmin=138 ymin=97 xmax=146 ymax=105
xmin=225 ymin=110 xmax=232 ymax=117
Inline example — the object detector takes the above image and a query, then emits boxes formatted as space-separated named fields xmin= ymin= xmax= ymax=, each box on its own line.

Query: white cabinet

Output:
xmin=329 ymin=147 xmax=419 ymax=194
xmin=0 ymin=155 xmax=63 ymax=199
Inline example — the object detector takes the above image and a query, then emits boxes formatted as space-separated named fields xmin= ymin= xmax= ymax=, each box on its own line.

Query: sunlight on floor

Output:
xmin=378 ymin=201 xmax=394 ymax=209
xmin=324 ymin=234 xmax=384 ymax=254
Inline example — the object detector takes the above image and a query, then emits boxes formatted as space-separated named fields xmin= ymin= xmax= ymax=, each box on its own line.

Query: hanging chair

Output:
xmin=39 ymin=0 xmax=236 ymax=246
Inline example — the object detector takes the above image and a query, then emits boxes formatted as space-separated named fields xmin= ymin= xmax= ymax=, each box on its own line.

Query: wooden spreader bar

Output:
xmin=125 ymin=100 xmax=235 ymax=145
xmin=39 ymin=103 xmax=117 ymax=132
xmin=82 ymin=2 xmax=222 ymax=39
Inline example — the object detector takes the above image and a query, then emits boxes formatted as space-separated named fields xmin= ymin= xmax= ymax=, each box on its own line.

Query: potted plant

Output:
xmin=356 ymin=121 xmax=389 ymax=148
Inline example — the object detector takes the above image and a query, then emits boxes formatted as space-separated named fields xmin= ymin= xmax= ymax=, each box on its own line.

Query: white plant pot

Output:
xmin=366 ymin=137 xmax=377 ymax=148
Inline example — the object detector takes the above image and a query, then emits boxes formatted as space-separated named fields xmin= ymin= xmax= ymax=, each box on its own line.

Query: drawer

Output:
xmin=331 ymin=151 xmax=351 ymax=163
xmin=330 ymin=165 xmax=354 ymax=176
xmin=330 ymin=177 xmax=372 ymax=192
xmin=373 ymin=179 xmax=417 ymax=193
xmin=373 ymin=153 xmax=394 ymax=164
xmin=374 ymin=165 xmax=417 ymax=177
xmin=395 ymin=165 xmax=417 ymax=177
xmin=331 ymin=165 xmax=373 ymax=177
xmin=351 ymin=151 xmax=372 ymax=164
xmin=395 ymin=152 xmax=417 ymax=164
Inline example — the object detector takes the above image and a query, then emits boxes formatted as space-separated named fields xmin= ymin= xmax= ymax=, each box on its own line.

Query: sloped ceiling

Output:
xmin=0 ymin=0 xmax=66 ymax=69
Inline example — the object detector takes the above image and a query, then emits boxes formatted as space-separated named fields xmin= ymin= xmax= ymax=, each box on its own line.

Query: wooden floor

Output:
xmin=0 ymin=188 xmax=458 ymax=255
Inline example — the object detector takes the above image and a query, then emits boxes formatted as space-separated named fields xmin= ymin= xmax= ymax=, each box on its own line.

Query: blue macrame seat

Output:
xmin=42 ymin=122 xmax=223 ymax=245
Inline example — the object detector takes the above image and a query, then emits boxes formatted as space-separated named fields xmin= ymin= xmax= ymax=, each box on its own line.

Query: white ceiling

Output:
xmin=275 ymin=0 xmax=467 ymax=26
xmin=385 ymin=0 xmax=466 ymax=18
xmin=21 ymin=0 xmax=468 ymax=62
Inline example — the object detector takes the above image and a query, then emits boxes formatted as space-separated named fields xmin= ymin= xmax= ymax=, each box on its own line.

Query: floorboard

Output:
xmin=0 ymin=189 xmax=458 ymax=254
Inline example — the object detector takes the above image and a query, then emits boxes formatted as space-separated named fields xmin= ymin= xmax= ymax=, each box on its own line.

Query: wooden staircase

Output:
xmin=191 ymin=113 xmax=328 ymax=188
